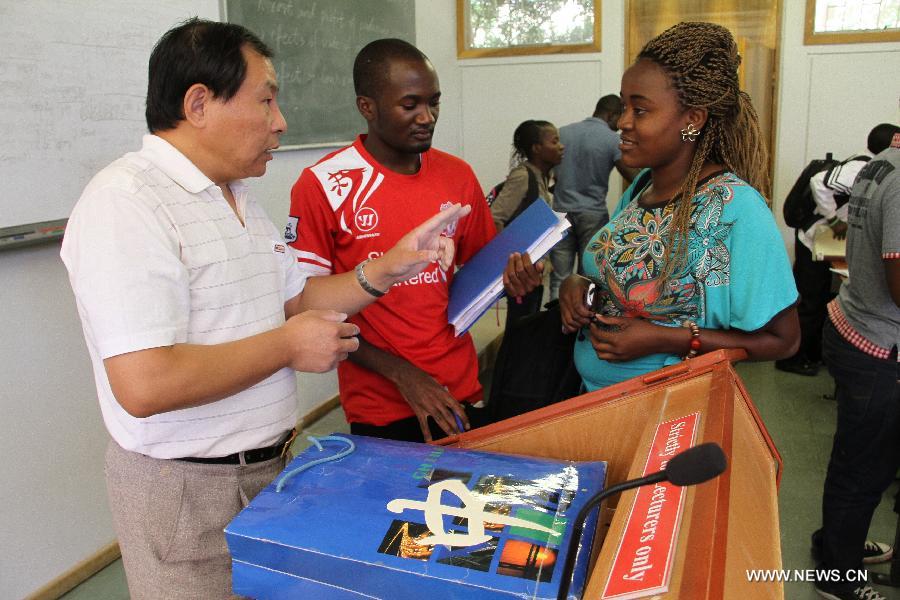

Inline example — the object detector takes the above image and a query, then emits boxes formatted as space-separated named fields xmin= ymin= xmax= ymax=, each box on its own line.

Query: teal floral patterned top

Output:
xmin=574 ymin=169 xmax=798 ymax=391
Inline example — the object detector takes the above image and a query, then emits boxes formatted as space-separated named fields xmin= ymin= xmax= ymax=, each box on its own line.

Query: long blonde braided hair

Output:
xmin=637 ymin=22 xmax=769 ymax=284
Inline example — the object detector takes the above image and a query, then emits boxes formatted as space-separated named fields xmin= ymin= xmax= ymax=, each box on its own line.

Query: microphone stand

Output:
xmin=556 ymin=442 xmax=726 ymax=600
xmin=555 ymin=472 xmax=666 ymax=600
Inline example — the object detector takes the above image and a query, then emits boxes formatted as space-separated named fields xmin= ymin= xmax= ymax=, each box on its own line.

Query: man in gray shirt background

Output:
xmin=549 ymin=95 xmax=637 ymax=300
xmin=812 ymin=131 xmax=900 ymax=600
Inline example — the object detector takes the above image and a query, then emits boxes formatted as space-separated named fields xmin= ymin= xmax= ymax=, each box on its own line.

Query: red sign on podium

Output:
xmin=602 ymin=413 xmax=700 ymax=599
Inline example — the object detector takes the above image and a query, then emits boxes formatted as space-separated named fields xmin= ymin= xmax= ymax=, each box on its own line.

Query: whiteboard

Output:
xmin=0 ymin=0 xmax=218 ymax=229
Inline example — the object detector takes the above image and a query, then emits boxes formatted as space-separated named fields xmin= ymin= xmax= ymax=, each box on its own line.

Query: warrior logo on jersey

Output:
xmin=355 ymin=207 xmax=379 ymax=232
xmin=439 ymin=201 xmax=459 ymax=237
xmin=284 ymin=215 xmax=299 ymax=242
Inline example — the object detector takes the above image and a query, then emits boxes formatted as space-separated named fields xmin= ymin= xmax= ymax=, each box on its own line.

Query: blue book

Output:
xmin=449 ymin=199 xmax=569 ymax=335
xmin=226 ymin=434 xmax=606 ymax=599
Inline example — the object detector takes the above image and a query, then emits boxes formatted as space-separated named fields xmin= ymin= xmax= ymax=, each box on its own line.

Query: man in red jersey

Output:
xmin=287 ymin=39 xmax=509 ymax=442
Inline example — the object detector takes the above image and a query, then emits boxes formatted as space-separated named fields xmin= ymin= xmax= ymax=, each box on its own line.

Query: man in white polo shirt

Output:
xmin=60 ymin=19 xmax=466 ymax=599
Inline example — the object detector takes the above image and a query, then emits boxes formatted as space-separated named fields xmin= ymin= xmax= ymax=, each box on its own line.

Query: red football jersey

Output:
xmin=287 ymin=136 xmax=496 ymax=425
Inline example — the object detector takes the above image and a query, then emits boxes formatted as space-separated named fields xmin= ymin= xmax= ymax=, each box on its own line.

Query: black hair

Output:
xmin=145 ymin=18 xmax=273 ymax=133
xmin=353 ymin=38 xmax=429 ymax=99
xmin=867 ymin=123 xmax=900 ymax=155
xmin=512 ymin=120 xmax=554 ymax=163
xmin=593 ymin=94 xmax=623 ymax=118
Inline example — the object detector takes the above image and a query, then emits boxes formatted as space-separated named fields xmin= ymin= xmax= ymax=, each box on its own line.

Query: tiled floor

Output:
xmin=60 ymin=309 xmax=900 ymax=599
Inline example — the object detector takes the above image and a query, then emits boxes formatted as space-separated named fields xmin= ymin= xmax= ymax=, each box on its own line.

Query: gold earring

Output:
xmin=681 ymin=123 xmax=700 ymax=142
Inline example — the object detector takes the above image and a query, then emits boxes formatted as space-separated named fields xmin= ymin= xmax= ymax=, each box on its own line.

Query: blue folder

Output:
xmin=449 ymin=199 xmax=568 ymax=335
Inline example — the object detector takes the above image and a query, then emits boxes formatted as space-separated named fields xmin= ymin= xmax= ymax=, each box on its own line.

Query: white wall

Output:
xmin=0 ymin=243 xmax=111 ymax=599
xmin=773 ymin=1 xmax=900 ymax=249
xmin=418 ymin=0 xmax=628 ymax=209
xmin=3 ymin=0 xmax=898 ymax=597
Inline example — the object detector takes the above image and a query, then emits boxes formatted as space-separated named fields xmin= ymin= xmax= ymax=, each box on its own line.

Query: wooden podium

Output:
xmin=439 ymin=349 xmax=783 ymax=598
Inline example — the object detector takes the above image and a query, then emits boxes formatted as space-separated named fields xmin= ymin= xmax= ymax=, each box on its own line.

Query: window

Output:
xmin=805 ymin=0 xmax=900 ymax=44
xmin=457 ymin=0 xmax=600 ymax=58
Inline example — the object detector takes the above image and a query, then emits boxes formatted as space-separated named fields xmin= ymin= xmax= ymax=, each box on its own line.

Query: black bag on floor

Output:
xmin=488 ymin=300 xmax=582 ymax=422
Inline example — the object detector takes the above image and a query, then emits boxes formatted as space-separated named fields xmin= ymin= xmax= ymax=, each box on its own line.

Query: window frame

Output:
xmin=804 ymin=0 xmax=900 ymax=45
xmin=456 ymin=0 xmax=601 ymax=59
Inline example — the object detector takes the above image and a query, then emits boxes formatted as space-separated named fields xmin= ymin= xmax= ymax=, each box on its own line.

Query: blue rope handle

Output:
xmin=275 ymin=434 xmax=356 ymax=493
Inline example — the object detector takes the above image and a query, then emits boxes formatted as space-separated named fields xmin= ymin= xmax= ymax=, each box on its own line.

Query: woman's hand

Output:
xmin=586 ymin=315 xmax=666 ymax=362
xmin=502 ymin=252 xmax=543 ymax=298
xmin=559 ymin=275 xmax=593 ymax=333
xmin=585 ymin=305 xmax=801 ymax=364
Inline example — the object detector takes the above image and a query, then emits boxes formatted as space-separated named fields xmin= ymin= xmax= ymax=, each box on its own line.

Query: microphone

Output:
xmin=556 ymin=442 xmax=727 ymax=600
xmin=663 ymin=441 xmax=728 ymax=486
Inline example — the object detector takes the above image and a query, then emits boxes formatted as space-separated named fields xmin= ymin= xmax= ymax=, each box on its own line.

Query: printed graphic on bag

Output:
xmin=379 ymin=469 xmax=573 ymax=582
xmin=498 ymin=539 xmax=557 ymax=582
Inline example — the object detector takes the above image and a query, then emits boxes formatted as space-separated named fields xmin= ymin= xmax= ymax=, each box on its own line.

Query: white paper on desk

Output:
xmin=813 ymin=225 xmax=847 ymax=261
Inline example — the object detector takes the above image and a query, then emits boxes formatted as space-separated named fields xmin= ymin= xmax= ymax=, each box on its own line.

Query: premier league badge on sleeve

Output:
xmin=284 ymin=215 xmax=299 ymax=242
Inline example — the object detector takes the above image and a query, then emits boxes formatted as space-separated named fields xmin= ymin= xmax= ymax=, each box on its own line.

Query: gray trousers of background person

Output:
xmin=549 ymin=211 xmax=608 ymax=300
xmin=105 ymin=440 xmax=288 ymax=599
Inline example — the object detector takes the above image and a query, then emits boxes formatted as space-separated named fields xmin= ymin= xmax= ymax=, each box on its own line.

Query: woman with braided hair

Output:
xmin=555 ymin=22 xmax=800 ymax=391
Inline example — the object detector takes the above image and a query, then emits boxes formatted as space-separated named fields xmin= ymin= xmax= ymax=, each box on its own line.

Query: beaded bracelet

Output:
xmin=683 ymin=320 xmax=701 ymax=360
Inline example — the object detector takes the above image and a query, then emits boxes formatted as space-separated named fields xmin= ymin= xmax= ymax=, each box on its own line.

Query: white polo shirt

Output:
xmin=61 ymin=135 xmax=306 ymax=459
